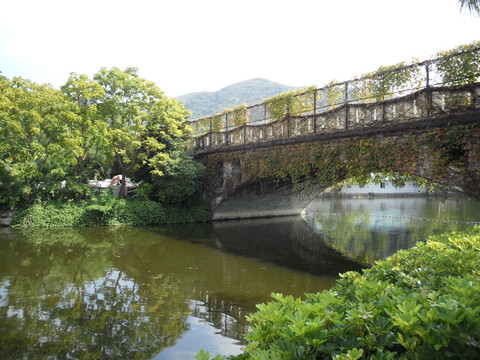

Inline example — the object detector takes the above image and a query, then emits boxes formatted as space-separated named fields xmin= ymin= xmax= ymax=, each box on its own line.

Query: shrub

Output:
xmin=149 ymin=155 xmax=206 ymax=205
xmin=11 ymin=201 xmax=91 ymax=227
xmin=11 ymin=194 xmax=211 ymax=228
xmin=234 ymin=227 xmax=480 ymax=359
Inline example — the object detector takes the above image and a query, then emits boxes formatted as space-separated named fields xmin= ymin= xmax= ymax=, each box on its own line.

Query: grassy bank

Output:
xmin=11 ymin=194 xmax=211 ymax=227
xmin=203 ymin=227 xmax=480 ymax=360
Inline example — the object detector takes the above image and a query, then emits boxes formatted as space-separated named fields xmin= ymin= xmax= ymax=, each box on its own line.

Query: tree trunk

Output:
xmin=119 ymin=168 xmax=127 ymax=198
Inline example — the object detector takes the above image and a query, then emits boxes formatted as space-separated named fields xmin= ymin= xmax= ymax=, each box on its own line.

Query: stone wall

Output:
xmin=0 ymin=211 xmax=15 ymax=226
xmin=200 ymin=118 xmax=480 ymax=220
xmin=192 ymin=84 xmax=480 ymax=154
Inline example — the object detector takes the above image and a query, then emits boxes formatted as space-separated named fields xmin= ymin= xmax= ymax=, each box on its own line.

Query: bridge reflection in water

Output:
xmin=1 ymin=197 xmax=478 ymax=359
xmin=302 ymin=196 xmax=480 ymax=264
xmin=211 ymin=216 xmax=365 ymax=275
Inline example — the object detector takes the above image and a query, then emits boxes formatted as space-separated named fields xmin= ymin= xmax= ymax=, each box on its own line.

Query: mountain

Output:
xmin=177 ymin=78 xmax=298 ymax=120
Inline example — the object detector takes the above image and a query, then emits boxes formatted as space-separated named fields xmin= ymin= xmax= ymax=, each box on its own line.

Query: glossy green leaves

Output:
xmin=236 ymin=227 xmax=480 ymax=359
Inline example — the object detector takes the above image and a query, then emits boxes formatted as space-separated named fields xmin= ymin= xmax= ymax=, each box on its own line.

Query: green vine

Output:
xmin=203 ymin=125 xmax=478 ymax=192
xmin=265 ymin=86 xmax=316 ymax=122
xmin=226 ymin=104 xmax=248 ymax=127
xmin=425 ymin=126 xmax=469 ymax=168
xmin=352 ymin=61 xmax=422 ymax=102
xmin=194 ymin=117 xmax=210 ymax=135
xmin=434 ymin=41 xmax=480 ymax=86
xmin=211 ymin=114 xmax=223 ymax=132
xmin=191 ymin=42 xmax=479 ymax=139
xmin=326 ymin=80 xmax=344 ymax=107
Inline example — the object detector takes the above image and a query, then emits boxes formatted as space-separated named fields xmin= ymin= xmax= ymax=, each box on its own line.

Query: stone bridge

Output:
xmin=189 ymin=48 xmax=480 ymax=220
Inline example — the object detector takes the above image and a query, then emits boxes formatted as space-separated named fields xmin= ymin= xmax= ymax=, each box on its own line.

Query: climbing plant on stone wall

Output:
xmin=325 ymin=81 xmax=345 ymax=107
xmin=265 ymin=86 xmax=316 ymax=122
xmin=191 ymin=41 xmax=479 ymax=140
xmin=212 ymin=114 xmax=223 ymax=132
xmin=434 ymin=41 xmax=480 ymax=85
xmin=230 ymin=104 xmax=248 ymax=127
xmin=202 ymin=125 xmax=479 ymax=194
xmin=194 ymin=117 xmax=210 ymax=135
xmin=351 ymin=61 xmax=423 ymax=102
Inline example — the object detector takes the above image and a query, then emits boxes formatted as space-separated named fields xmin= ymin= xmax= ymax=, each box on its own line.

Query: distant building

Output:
xmin=323 ymin=179 xmax=427 ymax=196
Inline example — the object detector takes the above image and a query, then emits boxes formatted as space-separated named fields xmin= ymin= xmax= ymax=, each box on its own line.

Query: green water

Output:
xmin=0 ymin=196 xmax=479 ymax=359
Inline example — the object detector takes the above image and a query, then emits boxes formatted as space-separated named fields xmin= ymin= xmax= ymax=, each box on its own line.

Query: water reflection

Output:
xmin=1 ymin=196 xmax=478 ymax=359
xmin=303 ymin=196 xmax=480 ymax=264
xmin=210 ymin=217 xmax=365 ymax=276
xmin=0 ymin=224 xmax=343 ymax=359
xmin=0 ymin=228 xmax=190 ymax=359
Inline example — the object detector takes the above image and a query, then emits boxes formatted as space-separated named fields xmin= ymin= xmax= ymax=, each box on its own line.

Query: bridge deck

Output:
xmin=191 ymin=84 xmax=480 ymax=155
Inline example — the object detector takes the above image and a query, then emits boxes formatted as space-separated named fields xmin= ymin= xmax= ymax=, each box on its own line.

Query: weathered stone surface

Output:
xmin=212 ymin=181 xmax=326 ymax=220
xmin=202 ymin=118 xmax=480 ymax=220
xmin=0 ymin=211 xmax=15 ymax=226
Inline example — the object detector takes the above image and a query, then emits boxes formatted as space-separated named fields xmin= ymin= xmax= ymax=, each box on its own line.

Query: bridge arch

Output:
xmin=198 ymin=119 xmax=480 ymax=220
xmin=190 ymin=44 xmax=480 ymax=219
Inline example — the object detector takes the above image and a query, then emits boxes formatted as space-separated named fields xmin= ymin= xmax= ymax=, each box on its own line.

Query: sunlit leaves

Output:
xmin=92 ymin=67 xmax=191 ymax=196
xmin=0 ymin=76 xmax=79 ymax=207
xmin=1 ymin=66 xmax=195 ymax=207
xmin=61 ymin=72 xmax=108 ymax=178
xmin=264 ymin=86 xmax=316 ymax=122
xmin=351 ymin=61 xmax=423 ymax=103
xmin=237 ymin=227 xmax=480 ymax=359
xmin=434 ymin=41 xmax=480 ymax=86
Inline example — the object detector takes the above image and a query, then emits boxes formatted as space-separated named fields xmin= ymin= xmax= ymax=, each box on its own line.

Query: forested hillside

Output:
xmin=177 ymin=78 xmax=297 ymax=119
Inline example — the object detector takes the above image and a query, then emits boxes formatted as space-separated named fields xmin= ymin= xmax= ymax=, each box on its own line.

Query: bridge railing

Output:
xmin=189 ymin=43 xmax=480 ymax=151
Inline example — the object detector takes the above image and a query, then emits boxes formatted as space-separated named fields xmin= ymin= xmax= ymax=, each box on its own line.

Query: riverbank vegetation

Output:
xmin=199 ymin=226 xmax=479 ymax=359
xmin=11 ymin=194 xmax=211 ymax=227
xmin=0 ymin=67 xmax=210 ymax=225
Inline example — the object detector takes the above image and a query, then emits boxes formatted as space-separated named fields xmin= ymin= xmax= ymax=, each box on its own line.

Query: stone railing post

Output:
xmin=425 ymin=61 xmax=432 ymax=117
xmin=209 ymin=117 xmax=213 ymax=147
xmin=287 ymin=104 xmax=290 ymax=138
xmin=313 ymin=89 xmax=317 ymax=134
xmin=225 ymin=113 xmax=229 ymax=146
xmin=243 ymin=108 xmax=247 ymax=145
xmin=345 ymin=81 xmax=349 ymax=129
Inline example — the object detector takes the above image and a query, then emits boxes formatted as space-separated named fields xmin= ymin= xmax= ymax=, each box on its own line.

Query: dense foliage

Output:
xmin=0 ymin=68 xmax=205 ymax=212
xmin=204 ymin=124 xmax=478 ymax=197
xmin=215 ymin=226 xmax=480 ymax=359
xmin=11 ymin=191 xmax=211 ymax=227
xmin=0 ymin=76 xmax=79 ymax=209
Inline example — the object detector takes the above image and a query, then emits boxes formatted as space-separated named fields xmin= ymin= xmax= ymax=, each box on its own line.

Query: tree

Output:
xmin=0 ymin=76 xmax=78 ymax=208
xmin=93 ymin=67 xmax=191 ymax=197
xmin=458 ymin=0 xmax=480 ymax=15
xmin=137 ymin=141 xmax=205 ymax=205
xmin=61 ymin=73 xmax=108 ymax=179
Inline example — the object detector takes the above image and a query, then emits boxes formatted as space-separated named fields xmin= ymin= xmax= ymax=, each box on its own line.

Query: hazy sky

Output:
xmin=0 ymin=0 xmax=478 ymax=97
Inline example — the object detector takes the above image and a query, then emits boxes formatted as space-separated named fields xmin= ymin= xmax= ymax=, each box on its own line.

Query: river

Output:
xmin=0 ymin=196 xmax=479 ymax=359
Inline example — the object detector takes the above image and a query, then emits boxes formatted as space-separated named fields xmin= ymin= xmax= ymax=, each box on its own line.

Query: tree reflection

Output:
xmin=111 ymin=236 xmax=254 ymax=344
xmin=0 ymin=217 xmax=380 ymax=359
xmin=0 ymin=228 xmax=190 ymax=359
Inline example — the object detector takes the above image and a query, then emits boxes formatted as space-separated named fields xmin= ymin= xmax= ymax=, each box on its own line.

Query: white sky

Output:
xmin=0 ymin=0 xmax=478 ymax=98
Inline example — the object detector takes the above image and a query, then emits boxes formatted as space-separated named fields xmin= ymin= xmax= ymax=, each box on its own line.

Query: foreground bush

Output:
xmin=11 ymin=194 xmax=211 ymax=227
xmin=231 ymin=227 xmax=480 ymax=359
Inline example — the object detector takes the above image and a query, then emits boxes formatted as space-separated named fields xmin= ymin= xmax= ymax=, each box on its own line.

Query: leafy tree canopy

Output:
xmin=0 ymin=76 xmax=79 ymax=208
xmin=0 ymin=67 xmax=198 ymax=208
xmin=93 ymin=67 xmax=192 ymax=197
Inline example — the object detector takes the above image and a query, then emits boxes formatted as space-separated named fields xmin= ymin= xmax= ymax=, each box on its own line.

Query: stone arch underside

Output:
xmin=200 ymin=119 xmax=480 ymax=220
